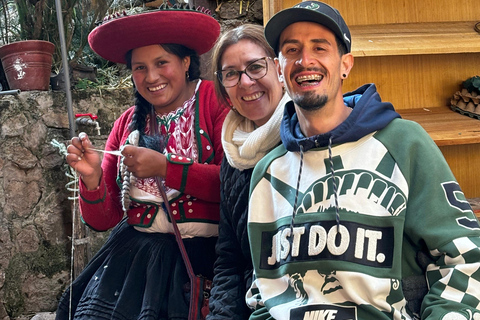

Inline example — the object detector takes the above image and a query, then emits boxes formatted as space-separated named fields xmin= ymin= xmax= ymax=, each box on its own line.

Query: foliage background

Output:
xmin=0 ymin=0 xmax=116 ymax=69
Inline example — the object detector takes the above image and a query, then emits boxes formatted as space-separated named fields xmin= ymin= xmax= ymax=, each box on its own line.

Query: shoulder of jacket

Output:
xmin=380 ymin=118 xmax=431 ymax=141
xmin=114 ymin=106 xmax=135 ymax=124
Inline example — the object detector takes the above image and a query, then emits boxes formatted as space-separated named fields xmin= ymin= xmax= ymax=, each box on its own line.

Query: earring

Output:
xmin=186 ymin=71 xmax=190 ymax=80
xmin=279 ymin=75 xmax=284 ymax=82
xmin=342 ymin=74 xmax=347 ymax=78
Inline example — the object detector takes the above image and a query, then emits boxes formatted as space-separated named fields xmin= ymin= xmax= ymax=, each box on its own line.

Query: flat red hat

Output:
xmin=88 ymin=7 xmax=220 ymax=64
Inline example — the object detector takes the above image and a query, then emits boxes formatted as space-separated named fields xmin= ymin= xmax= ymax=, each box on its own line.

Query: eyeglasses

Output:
xmin=216 ymin=57 xmax=272 ymax=88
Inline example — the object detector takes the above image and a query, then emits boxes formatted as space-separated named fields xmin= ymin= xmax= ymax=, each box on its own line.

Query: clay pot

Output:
xmin=0 ymin=40 xmax=55 ymax=91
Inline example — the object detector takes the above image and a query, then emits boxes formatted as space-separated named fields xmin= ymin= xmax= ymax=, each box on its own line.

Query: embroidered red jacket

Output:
xmin=78 ymin=80 xmax=227 ymax=232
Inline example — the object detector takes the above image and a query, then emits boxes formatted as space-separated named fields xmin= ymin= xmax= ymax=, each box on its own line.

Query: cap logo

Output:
xmin=343 ymin=33 xmax=351 ymax=44
xmin=294 ymin=2 xmax=321 ymax=10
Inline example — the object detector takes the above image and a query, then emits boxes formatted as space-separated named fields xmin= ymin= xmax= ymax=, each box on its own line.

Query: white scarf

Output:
xmin=221 ymin=93 xmax=291 ymax=171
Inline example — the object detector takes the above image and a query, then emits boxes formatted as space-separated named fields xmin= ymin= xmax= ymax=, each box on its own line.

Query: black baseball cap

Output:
xmin=265 ymin=1 xmax=351 ymax=55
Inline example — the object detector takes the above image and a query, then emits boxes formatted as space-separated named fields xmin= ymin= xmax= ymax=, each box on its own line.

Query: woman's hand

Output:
xmin=121 ymin=145 xmax=167 ymax=179
xmin=66 ymin=132 xmax=103 ymax=190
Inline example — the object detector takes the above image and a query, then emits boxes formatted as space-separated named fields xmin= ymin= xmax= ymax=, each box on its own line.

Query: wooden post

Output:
xmin=262 ymin=0 xmax=303 ymax=24
xmin=70 ymin=190 xmax=90 ymax=279
xmin=262 ymin=0 xmax=282 ymax=25
xmin=73 ymin=206 xmax=89 ymax=279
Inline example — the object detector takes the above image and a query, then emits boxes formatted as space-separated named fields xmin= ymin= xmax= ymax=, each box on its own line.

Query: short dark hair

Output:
xmin=335 ymin=34 xmax=347 ymax=56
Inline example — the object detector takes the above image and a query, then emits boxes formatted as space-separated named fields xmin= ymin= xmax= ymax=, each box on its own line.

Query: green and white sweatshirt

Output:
xmin=247 ymin=84 xmax=480 ymax=320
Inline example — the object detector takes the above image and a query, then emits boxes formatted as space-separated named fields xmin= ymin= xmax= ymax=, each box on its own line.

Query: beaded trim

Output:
xmin=96 ymin=2 xmax=214 ymax=27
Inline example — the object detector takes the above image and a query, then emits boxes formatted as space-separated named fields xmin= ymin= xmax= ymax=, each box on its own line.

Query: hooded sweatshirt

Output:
xmin=247 ymin=84 xmax=480 ymax=320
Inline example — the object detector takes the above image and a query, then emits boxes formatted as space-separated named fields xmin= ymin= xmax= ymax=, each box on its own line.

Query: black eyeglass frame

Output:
xmin=215 ymin=57 xmax=273 ymax=88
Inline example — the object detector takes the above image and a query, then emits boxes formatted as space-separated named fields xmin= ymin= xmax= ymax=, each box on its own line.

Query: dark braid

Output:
xmin=124 ymin=44 xmax=201 ymax=150
xmin=127 ymin=89 xmax=164 ymax=150
xmin=128 ymin=88 xmax=151 ymax=134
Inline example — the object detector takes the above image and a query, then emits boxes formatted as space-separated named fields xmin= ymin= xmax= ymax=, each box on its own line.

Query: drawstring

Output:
xmin=290 ymin=138 xmax=340 ymax=232
xmin=290 ymin=143 xmax=304 ymax=231
xmin=328 ymin=136 xmax=340 ymax=232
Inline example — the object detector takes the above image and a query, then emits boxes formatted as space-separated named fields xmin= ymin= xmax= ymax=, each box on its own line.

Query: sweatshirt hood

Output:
xmin=281 ymin=83 xmax=400 ymax=152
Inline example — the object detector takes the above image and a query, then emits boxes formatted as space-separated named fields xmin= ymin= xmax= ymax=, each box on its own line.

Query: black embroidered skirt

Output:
xmin=56 ymin=218 xmax=217 ymax=320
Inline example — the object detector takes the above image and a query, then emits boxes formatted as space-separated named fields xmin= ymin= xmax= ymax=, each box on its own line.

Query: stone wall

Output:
xmin=0 ymin=1 xmax=264 ymax=318
xmin=0 ymin=89 xmax=133 ymax=319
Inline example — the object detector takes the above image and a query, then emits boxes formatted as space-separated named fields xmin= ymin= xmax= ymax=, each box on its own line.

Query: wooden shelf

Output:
xmin=351 ymin=21 xmax=480 ymax=57
xmin=264 ymin=0 xmax=480 ymax=197
xmin=398 ymin=107 xmax=480 ymax=146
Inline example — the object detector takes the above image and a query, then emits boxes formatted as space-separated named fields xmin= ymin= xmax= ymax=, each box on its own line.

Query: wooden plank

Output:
xmin=265 ymin=0 xmax=480 ymax=26
xmin=262 ymin=0 xmax=298 ymax=24
xmin=351 ymin=22 xmax=480 ymax=57
xmin=342 ymin=53 xmax=480 ymax=111
xmin=397 ymin=107 xmax=480 ymax=198
xmin=72 ymin=202 xmax=88 ymax=279
xmin=262 ymin=3 xmax=480 ymax=57
xmin=262 ymin=0 xmax=282 ymax=26
xmin=263 ymin=0 xmax=480 ymax=198
xmin=321 ymin=0 xmax=480 ymax=25
xmin=398 ymin=107 xmax=480 ymax=146
xmin=439 ymin=144 xmax=480 ymax=198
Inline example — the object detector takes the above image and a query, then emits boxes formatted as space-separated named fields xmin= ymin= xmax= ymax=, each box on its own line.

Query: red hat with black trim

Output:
xmin=88 ymin=6 xmax=220 ymax=64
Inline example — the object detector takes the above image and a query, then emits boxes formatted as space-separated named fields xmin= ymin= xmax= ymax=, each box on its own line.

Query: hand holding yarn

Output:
xmin=66 ymin=132 xmax=102 ymax=190
xmin=121 ymin=145 xmax=167 ymax=179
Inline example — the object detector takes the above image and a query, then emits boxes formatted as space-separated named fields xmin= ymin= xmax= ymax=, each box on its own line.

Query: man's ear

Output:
xmin=341 ymin=53 xmax=354 ymax=79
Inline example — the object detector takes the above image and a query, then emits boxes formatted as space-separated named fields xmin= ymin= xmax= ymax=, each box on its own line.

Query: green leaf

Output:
xmin=463 ymin=75 xmax=480 ymax=94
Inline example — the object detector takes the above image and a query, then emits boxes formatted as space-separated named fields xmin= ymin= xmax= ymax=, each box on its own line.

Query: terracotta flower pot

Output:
xmin=0 ymin=40 xmax=55 ymax=91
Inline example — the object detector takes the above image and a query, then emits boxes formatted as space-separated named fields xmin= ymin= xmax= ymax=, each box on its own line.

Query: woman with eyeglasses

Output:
xmin=206 ymin=24 xmax=290 ymax=320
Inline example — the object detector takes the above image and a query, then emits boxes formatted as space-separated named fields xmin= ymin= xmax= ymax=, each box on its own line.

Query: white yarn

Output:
xmin=221 ymin=93 xmax=290 ymax=170
xmin=121 ymin=130 xmax=139 ymax=213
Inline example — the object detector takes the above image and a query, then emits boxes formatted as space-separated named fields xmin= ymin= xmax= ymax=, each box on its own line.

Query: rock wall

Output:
xmin=0 ymin=1 xmax=264 ymax=318
xmin=0 ymin=89 xmax=133 ymax=319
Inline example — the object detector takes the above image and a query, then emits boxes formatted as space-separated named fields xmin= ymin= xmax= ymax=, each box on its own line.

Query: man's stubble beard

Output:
xmin=292 ymin=91 xmax=328 ymax=112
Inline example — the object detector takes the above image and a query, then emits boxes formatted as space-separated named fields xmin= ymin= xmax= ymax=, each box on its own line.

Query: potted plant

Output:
xmin=0 ymin=0 xmax=54 ymax=90
xmin=0 ymin=39 xmax=55 ymax=91
xmin=0 ymin=0 xmax=114 ymax=91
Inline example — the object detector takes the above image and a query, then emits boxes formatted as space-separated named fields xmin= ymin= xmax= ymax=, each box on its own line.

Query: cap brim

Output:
xmin=88 ymin=10 xmax=220 ymax=64
xmin=265 ymin=8 xmax=345 ymax=55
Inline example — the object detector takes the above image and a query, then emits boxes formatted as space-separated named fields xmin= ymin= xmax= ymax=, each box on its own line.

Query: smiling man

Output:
xmin=246 ymin=1 xmax=480 ymax=320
